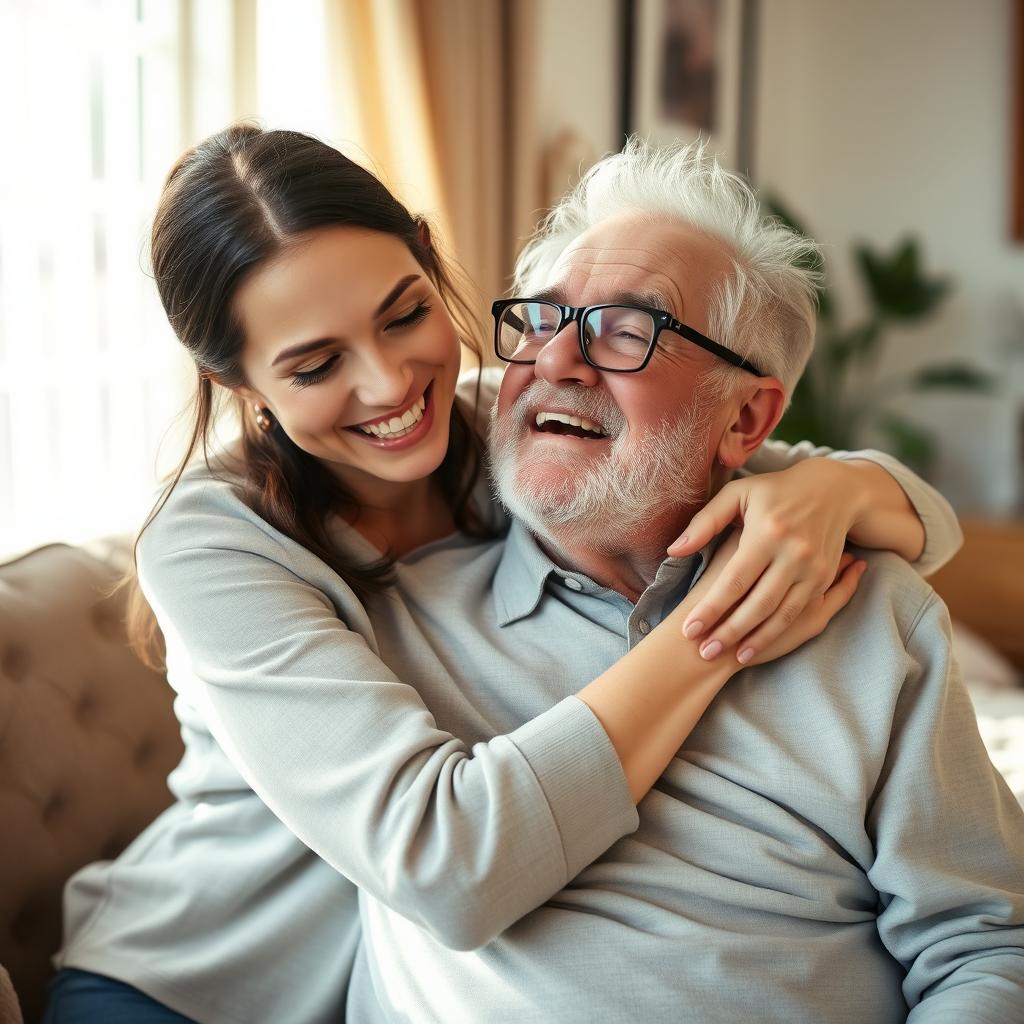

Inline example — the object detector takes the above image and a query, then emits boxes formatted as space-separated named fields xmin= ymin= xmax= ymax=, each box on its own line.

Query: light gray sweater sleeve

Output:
xmin=748 ymin=439 xmax=963 ymax=576
xmin=138 ymin=492 xmax=638 ymax=952
xmin=866 ymin=595 xmax=1024 ymax=1021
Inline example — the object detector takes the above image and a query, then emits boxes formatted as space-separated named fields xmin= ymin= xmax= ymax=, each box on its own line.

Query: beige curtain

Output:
xmin=322 ymin=0 xmax=542 ymax=358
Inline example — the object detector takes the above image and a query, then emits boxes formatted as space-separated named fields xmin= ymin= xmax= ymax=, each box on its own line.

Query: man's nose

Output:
xmin=533 ymin=319 xmax=601 ymax=387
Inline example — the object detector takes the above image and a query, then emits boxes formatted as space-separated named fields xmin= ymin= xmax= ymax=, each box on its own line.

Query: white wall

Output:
xmin=534 ymin=0 xmax=620 ymax=199
xmin=755 ymin=0 xmax=1024 ymax=512
xmin=534 ymin=0 xmax=1024 ymax=512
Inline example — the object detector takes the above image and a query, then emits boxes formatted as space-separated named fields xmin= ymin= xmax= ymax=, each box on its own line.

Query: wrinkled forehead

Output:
xmin=543 ymin=212 xmax=734 ymax=320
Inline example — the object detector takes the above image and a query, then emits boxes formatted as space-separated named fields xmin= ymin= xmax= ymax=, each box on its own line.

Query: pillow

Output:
xmin=953 ymin=620 xmax=1022 ymax=692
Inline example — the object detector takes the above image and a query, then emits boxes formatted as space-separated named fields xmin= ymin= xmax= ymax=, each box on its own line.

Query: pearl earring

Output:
xmin=254 ymin=405 xmax=274 ymax=433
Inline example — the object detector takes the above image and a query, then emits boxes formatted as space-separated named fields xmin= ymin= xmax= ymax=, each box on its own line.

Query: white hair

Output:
xmin=513 ymin=138 xmax=821 ymax=403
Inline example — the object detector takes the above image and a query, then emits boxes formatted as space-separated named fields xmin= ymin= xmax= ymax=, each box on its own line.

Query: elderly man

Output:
xmin=346 ymin=143 xmax=1024 ymax=1022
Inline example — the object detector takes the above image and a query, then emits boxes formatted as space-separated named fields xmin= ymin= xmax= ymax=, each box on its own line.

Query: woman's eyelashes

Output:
xmin=290 ymin=354 xmax=340 ymax=389
xmin=386 ymin=302 xmax=430 ymax=331
xmin=287 ymin=303 xmax=432 ymax=389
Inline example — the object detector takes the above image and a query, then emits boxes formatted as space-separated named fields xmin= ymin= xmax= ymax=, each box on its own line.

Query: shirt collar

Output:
xmin=493 ymin=517 xmax=726 ymax=627
xmin=493 ymin=519 xmax=556 ymax=625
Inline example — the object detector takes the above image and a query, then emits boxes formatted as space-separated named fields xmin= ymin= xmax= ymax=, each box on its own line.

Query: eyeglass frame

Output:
xmin=490 ymin=297 xmax=766 ymax=377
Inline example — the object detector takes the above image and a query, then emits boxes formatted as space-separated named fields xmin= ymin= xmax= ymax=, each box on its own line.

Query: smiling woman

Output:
xmin=143 ymin=126 xmax=489 ymax=587
xmin=225 ymin=227 xmax=461 ymax=524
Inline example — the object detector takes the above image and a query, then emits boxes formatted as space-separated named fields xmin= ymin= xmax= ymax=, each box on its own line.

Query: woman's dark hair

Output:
xmin=125 ymin=123 xmax=490 ymax=667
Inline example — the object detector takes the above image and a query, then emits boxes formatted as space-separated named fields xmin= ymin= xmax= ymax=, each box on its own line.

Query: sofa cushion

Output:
xmin=0 ymin=541 xmax=182 ymax=1023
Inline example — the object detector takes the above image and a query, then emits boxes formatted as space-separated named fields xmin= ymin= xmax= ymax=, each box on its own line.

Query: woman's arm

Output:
xmin=579 ymin=539 xmax=864 ymax=801
xmin=467 ymin=370 xmax=960 ymax=574
xmin=741 ymin=438 xmax=963 ymax=573
xmin=139 ymin=479 xmax=860 ymax=951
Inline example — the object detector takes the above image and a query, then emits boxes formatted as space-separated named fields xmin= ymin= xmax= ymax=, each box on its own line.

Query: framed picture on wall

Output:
xmin=620 ymin=0 xmax=756 ymax=174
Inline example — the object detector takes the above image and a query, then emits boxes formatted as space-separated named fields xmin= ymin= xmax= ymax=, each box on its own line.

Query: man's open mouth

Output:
xmin=534 ymin=411 xmax=608 ymax=440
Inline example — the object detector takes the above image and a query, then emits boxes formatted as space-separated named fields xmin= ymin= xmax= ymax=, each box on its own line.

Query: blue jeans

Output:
xmin=41 ymin=969 xmax=196 ymax=1023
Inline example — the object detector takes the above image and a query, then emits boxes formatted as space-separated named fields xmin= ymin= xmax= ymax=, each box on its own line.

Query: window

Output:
xmin=0 ymin=0 xmax=232 ymax=557
xmin=0 ymin=0 xmax=451 ymax=557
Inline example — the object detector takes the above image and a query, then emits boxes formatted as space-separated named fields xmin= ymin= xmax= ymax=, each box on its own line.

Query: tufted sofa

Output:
xmin=0 ymin=540 xmax=184 ymax=1023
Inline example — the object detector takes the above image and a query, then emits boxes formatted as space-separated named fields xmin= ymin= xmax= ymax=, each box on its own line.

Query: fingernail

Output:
xmin=675 ymin=534 xmax=689 ymax=548
xmin=737 ymin=647 xmax=754 ymax=664
xmin=683 ymin=620 xmax=704 ymax=640
xmin=700 ymin=639 xmax=722 ymax=660
xmin=858 ymin=561 xmax=868 ymax=574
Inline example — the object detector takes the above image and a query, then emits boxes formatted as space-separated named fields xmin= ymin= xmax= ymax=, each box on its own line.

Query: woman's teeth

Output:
xmin=357 ymin=394 xmax=427 ymax=438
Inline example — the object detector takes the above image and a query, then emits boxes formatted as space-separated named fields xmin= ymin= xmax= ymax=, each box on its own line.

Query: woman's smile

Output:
xmin=347 ymin=382 xmax=435 ymax=449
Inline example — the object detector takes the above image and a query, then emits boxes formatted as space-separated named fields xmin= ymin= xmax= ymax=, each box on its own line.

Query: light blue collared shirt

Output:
xmin=348 ymin=518 xmax=1024 ymax=1023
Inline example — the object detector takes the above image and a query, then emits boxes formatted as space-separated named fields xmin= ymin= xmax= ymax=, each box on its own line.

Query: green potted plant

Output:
xmin=767 ymin=198 xmax=994 ymax=472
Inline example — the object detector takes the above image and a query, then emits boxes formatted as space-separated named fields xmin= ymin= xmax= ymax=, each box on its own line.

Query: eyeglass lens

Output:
xmin=497 ymin=301 xmax=655 ymax=370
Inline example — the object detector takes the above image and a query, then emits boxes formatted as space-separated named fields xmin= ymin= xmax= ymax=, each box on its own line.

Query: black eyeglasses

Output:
xmin=491 ymin=298 xmax=765 ymax=376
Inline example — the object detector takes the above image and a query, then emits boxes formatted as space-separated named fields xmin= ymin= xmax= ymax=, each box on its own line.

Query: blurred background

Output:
xmin=1 ymin=0 xmax=1022 ymax=557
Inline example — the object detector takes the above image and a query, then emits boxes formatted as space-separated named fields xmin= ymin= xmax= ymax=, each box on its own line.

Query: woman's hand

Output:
xmin=667 ymin=460 xmax=872 ymax=664
xmin=677 ymin=526 xmax=867 ymax=666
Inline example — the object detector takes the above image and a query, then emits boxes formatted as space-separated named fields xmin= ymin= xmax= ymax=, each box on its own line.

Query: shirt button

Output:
xmin=563 ymin=577 xmax=584 ymax=592
xmin=638 ymin=618 xmax=651 ymax=634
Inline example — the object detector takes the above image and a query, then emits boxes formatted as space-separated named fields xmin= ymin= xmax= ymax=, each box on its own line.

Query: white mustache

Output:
xmin=506 ymin=381 xmax=626 ymax=439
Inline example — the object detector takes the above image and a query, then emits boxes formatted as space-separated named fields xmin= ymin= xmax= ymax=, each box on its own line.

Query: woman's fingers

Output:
xmin=681 ymin=534 xmax=773 ymax=641
xmin=745 ymin=557 xmax=867 ymax=667
xmin=724 ymin=553 xmax=858 ymax=662
xmin=697 ymin=572 xmax=813 ymax=662
xmin=667 ymin=484 xmax=741 ymax=557
xmin=816 ymin=558 xmax=867 ymax=625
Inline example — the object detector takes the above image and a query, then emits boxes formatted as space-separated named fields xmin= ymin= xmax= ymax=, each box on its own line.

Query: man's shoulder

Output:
xmin=760 ymin=549 xmax=944 ymax=687
xmin=852 ymin=548 xmax=942 ymax=645
xmin=755 ymin=550 xmax=951 ymax=733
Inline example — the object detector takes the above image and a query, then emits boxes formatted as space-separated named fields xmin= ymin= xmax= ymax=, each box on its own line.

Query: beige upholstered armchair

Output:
xmin=0 ymin=540 xmax=183 ymax=1023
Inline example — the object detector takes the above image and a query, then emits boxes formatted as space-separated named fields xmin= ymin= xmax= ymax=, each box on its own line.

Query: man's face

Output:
xmin=490 ymin=211 xmax=738 ymax=548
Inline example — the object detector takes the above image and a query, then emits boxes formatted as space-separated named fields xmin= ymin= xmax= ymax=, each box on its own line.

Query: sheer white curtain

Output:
xmin=0 ymin=0 xmax=233 ymax=558
xmin=240 ymin=0 xmax=543 ymax=342
xmin=0 ymin=0 xmax=543 ymax=558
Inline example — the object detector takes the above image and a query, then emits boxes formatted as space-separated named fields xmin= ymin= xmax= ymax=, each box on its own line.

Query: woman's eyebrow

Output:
xmin=374 ymin=274 xmax=421 ymax=317
xmin=271 ymin=337 xmax=334 ymax=368
xmin=270 ymin=274 xmax=423 ymax=368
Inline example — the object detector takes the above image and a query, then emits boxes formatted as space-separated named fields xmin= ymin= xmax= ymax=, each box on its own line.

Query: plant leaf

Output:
xmin=774 ymin=371 xmax=860 ymax=449
xmin=855 ymin=238 xmax=951 ymax=320
xmin=910 ymin=363 xmax=996 ymax=392
xmin=774 ymin=373 xmax=824 ymax=445
xmin=824 ymin=321 xmax=882 ymax=372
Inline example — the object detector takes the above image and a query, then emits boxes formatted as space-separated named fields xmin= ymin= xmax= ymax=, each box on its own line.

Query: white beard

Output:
xmin=488 ymin=381 xmax=714 ymax=554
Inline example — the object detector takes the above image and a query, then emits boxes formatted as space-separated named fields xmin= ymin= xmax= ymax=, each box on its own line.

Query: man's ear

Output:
xmin=715 ymin=377 xmax=786 ymax=469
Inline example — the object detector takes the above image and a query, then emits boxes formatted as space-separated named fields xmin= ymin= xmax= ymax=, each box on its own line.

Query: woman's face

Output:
xmin=231 ymin=225 xmax=461 ymax=499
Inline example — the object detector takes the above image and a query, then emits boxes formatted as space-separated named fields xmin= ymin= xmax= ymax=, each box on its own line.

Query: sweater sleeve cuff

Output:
xmin=508 ymin=696 xmax=639 ymax=880
xmin=834 ymin=449 xmax=963 ymax=577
